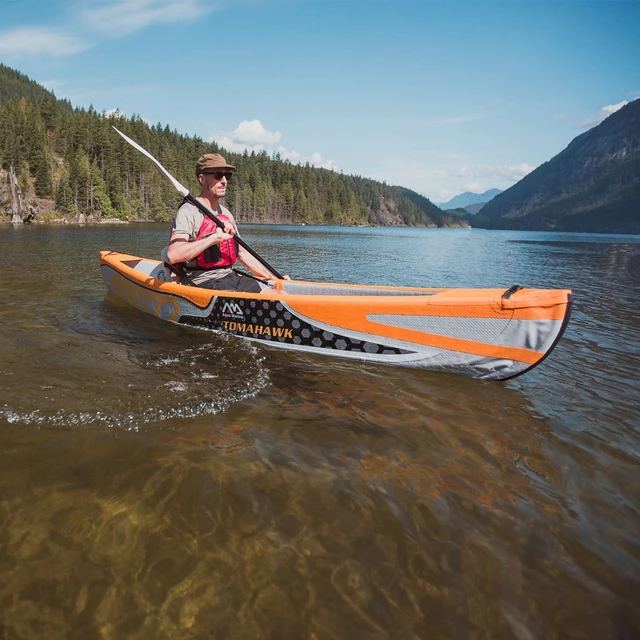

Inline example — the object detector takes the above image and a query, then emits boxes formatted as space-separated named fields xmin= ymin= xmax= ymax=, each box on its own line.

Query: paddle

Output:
xmin=112 ymin=126 xmax=284 ymax=279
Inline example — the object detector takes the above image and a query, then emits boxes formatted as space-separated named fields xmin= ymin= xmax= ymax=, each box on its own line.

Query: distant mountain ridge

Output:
xmin=476 ymin=99 xmax=640 ymax=233
xmin=397 ymin=187 xmax=469 ymax=227
xmin=438 ymin=188 xmax=502 ymax=210
xmin=463 ymin=201 xmax=488 ymax=215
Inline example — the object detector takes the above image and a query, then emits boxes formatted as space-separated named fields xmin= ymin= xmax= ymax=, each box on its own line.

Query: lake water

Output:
xmin=0 ymin=223 xmax=639 ymax=639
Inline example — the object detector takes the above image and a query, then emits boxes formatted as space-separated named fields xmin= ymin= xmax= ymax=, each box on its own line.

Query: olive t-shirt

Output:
xmin=171 ymin=202 xmax=239 ymax=286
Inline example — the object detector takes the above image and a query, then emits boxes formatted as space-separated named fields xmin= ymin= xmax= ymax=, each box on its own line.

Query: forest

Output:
xmin=0 ymin=64 xmax=464 ymax=228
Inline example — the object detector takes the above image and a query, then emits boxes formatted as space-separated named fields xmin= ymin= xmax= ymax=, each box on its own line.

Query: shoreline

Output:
xmin=1 ymin=218 xmax=468 ymax=229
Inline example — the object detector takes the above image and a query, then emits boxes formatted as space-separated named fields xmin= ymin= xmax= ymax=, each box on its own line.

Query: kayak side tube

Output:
xmin=100 ymin=251 xmax=572 ymax=380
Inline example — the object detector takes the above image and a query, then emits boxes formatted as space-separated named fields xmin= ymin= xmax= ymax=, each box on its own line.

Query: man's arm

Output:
xmin=237 ymin=245 xmax=285 ymax=280
xmin=166 ymin=208 xmax=235 ymax=265
xmin=166 ymin=227 xmax=233 ymax=265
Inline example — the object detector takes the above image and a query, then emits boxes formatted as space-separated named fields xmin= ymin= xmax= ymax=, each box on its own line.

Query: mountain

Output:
xmin=464 ymin=202 xmax=487 ymax=215
xmin=437 ymin=188 xmax=502 ymax=210
xmin=0 ymin=63 xmax=443 ymax=228
xmin=397 ymin=187 xmax=469 ymax=227
xmin=476 ymin=99 xmax=640 ymax=233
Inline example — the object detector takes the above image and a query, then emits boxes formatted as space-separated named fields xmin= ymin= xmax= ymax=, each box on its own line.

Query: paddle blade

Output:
xmin=112 ymin=126 xmax=189 ymax=197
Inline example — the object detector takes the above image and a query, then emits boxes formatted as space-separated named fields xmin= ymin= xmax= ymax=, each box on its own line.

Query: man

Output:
xmin=166 ymin=153 xmax=280 ymax=292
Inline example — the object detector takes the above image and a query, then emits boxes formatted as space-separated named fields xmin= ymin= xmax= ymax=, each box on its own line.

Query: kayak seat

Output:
xmin=160 ymin=246 xmax=180 ymax=283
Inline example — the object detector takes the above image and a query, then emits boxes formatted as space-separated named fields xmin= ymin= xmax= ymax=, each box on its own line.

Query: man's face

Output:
xmin=200 ymin=171 xmax=231 ymax=197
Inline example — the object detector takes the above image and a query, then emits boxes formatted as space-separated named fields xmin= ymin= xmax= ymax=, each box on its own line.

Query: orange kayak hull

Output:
xmin=100 ymin=251 xmax=572 ymax=380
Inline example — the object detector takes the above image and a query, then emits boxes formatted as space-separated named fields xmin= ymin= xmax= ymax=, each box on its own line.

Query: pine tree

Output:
xmin=69 ymin=150 xmax=90 ymax=213
xmin=90 ymin=159 xmax=114 ymax=218
xmin=55 ymin=174 xmax=74 ymax=214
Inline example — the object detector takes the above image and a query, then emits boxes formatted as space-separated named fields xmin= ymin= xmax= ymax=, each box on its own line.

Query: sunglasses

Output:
xmin=203 ymin=171 xmax=233 ymax=181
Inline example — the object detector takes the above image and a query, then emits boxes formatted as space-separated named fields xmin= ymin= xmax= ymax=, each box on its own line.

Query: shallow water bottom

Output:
xmin=1 ymin=355 xmax=639 ymax=639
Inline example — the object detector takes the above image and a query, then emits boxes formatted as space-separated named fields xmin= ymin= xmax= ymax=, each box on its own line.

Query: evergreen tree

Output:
xmin=69 ymin=150 xmax=90 ymax=213
xmin=90 ymin=159 xmax=114 ymax=218
xmin=55 ymin=174 xmax=74 ymax=214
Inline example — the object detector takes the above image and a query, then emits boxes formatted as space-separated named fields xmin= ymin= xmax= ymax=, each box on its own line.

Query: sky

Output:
xmin=0 ymin=0 xmax=639 ymax=203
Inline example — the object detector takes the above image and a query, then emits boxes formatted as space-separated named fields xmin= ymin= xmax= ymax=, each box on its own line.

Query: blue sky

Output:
xmin=1 ymin=0 xmax=639 ymax=203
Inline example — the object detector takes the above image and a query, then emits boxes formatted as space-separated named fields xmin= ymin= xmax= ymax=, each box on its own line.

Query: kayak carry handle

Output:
xmin=502 ymin=284 xmax=524 ymax=300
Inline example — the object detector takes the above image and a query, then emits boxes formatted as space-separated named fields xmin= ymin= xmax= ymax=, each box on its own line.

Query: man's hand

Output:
xmin=211 ymin=227 xmax=233 ymax=243
xmin=201 ymin=226 xmax=234 ymax=244
xmin=221 ymin=219 xmax=235 ymax=235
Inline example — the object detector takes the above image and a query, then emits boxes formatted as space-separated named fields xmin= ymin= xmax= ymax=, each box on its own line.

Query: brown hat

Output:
xmin=196 ymin=153 xmax=236 ymax=176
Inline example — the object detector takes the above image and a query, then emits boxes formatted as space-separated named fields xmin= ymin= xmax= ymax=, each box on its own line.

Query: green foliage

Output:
xmin=55 ymin=174 xmax=74 ymax=214
xmin=0 ymin=63 xmax=446 ymax=227
xmin=90 ymin=159 xmax=115 ymax=218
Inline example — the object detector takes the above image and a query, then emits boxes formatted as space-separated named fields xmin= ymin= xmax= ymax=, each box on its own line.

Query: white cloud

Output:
xmin=360 ymin=157 xmax=533 ymax=203
xmin=210 ymin=119 xmax=337 ymax=170
xmin=105 ymin=108 xmax=127 ymax=118
xmin=212 ymin=136 xmax=256 ymax=154
xmin=601 ymin=100 xmax=628 ymax=115
xmin=0 ymin=1 xmax=215 ymax=59
xmin=454 ymin=162 xmax=535 ymax=182
xmin=581 ymin=100 xmax=629 ymax=128
xmin=276 ymin=146 xmax=301 ymax=162
xmin=210 ymin=119 xmax=282 ymax=153
xmin=431 ymin=189 xmax=457 ymax=204
xmin=79 ymin=0 xmax=214 ymax=37
xmin=308 ymin=152 xmax=337 ymax=171
xmin=232 ymin=120 xmax=282 ymax=146
xmin=0 ymin=27 xmax=88 ymax=56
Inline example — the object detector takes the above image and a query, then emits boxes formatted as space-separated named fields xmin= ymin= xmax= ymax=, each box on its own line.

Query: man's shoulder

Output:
xmin=176 ymin=201 xmax=204 ymax=224
xmin=177 ymin=200 xmax=201 ymax=215
xmin=172 ymin=201 xmax=203 ymax=235
xmin=219 ymin=204 xmax=236 ymax=223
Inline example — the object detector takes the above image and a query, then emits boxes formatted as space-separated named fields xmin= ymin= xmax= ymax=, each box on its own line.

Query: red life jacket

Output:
xmin=195 ymin=209 xmax=239 ymax=269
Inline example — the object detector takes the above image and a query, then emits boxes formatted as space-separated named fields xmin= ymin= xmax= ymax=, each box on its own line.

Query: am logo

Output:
xmin=221 ymin=301 xmax=244 ymax=320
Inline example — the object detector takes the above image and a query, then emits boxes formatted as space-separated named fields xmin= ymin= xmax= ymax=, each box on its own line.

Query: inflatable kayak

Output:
xmin=100 ymin=250 xmax=572 ymax=380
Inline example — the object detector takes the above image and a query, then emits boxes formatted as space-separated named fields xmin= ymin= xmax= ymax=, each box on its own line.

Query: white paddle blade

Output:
xmin=112 ymin=126 xmax=190 ymax=197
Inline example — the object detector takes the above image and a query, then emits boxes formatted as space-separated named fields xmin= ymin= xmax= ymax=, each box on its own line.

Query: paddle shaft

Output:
xmin=112 ymin=126 xmax=283 ymax=279
xmin=185 ymin=194 xmax=283 ymax=279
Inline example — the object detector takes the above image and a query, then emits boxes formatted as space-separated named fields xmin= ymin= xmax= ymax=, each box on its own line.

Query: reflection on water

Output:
xmin=0 ymin=225 xmax=639 ymax=637
xmin=510 ymin=238 xmax=640 ymax=253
